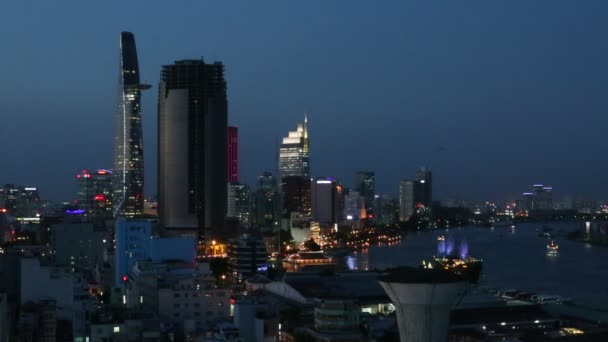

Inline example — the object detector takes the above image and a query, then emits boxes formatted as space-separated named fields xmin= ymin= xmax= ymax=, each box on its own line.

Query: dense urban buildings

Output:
xmin=0 ymin=184 xmax=40 ymax=219
xmin=75 ymin=169 xmax=113 ymax=221
xmin=51 ymin=222 xmax=106 ymax=272
xmin=112 ymin=31 xmax=150 ymax=218
xmin=522 ymin=184 xmax=554 ymax=211
xmin=5 ymin=19 xmax=608 ymax=342
xmin=158 ymin=59 xmax=228 ymax=236
xmin=399 ymin=168 xmax=433 ymax=222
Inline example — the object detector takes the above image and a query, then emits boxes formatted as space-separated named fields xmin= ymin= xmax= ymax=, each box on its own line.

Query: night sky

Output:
xmin=1 ymin=1 xmax=607 ymax=202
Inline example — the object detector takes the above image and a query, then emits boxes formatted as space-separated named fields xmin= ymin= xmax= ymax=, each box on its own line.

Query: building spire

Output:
xmin=303 ymin=112 xmax=308 ymax=139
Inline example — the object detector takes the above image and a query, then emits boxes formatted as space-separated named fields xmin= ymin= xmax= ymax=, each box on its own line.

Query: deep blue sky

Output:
xmin=1 ymin=1 xmax=607 ymax=202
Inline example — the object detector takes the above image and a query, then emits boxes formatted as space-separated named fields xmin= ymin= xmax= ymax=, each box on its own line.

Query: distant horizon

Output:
xmin=1 ymin=1 xmax=606 ymax=203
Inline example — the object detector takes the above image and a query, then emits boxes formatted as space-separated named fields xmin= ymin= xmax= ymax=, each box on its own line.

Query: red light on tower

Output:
xmin=122 ymin=275 xmax=128 ymax=282
xmin=94 ymin=195 xmax=105 ymax=201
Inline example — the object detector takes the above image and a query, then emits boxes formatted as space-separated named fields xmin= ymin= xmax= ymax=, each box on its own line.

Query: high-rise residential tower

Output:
xmin=227 ymin=126 xmax=239 ymax=183
xmin=399 ymin=180 xmax=415 ymax=222
xmin=278 ymin=114 xmax=310 ymax=180
xmin=158 ymin=59 xmax=228 ymax=236
xmin=113 ymin=31 xmax=150 ymax=217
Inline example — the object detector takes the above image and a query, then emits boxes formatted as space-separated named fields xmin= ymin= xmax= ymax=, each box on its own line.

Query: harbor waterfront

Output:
xmin=346 ymin=222 xmax=608 ymax=309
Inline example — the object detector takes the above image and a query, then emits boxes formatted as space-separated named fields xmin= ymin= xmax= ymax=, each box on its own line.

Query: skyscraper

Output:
xmin=399 ymin=180 xmax=415 ymax=222
xmin=281 ymin=176 xmax=311 ymax=217
xmin=76 ymin=169 xmax=113 ymax=221
xmin=113 ymin=31 xmax=150 ymax=218
xmin=415 ymin=167 xmax=432 ymax=207
xmin=227 ymin=183 xmax=251 ymax=225
xmin=227 ymin=126 xmax=239 ymax=183
xmin=278 ymin=114 xmax=310 ymax=180
xmin=354 ymin=171 xmax=375 ymax=217
xmin=311 ymin=177 xmax=340 ymax=224
xmin=158 ymin=59 xmax=228 ymax=235
xmin=255 ymin=172 xmax=280 ymax=228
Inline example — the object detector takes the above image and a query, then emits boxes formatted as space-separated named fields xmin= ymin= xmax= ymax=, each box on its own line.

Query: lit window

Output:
xmin=113 ymin=326 xmax=120 ymax=333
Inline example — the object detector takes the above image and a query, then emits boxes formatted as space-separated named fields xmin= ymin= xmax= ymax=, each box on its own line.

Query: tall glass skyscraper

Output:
xmin=278 ymin=114 xmax=310 ymax=180
xmin=158 ymin=59 xmax=228 ymax=235
xmin=113 ymin=32 xmax=150 ymax=217
xmin=354 ymin=171 xmax=375 ymax=217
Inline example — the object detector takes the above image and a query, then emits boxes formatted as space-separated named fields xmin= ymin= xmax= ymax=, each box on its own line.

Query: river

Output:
xmin=345 ymin=223 xmax=608 ymax=309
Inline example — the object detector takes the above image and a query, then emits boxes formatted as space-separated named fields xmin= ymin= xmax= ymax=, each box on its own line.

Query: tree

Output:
xmin=303 ymin=238 xmax=321 ymax=251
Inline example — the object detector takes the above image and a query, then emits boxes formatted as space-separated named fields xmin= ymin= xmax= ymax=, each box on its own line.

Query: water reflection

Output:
xmin=346 ymin=223 xmax=608 ymax=309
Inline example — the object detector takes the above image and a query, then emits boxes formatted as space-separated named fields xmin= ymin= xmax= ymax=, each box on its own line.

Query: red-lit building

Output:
xmin=227 ymin=126 xmax=239 ymax=183
xmin=76 ymin=169 xmax=113 ymax=221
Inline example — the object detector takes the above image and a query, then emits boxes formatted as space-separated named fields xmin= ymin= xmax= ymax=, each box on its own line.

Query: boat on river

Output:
xmin=547 ymin=240 xmax=559 ymax=256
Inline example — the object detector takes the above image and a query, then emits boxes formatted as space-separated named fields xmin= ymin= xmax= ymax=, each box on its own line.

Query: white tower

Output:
xmin=379 ymin=268 xmax=467 ymax=342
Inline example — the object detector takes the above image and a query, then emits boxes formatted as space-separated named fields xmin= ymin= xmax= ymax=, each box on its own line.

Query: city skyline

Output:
xmin=1 ymin=2 xmax=607 ymax=202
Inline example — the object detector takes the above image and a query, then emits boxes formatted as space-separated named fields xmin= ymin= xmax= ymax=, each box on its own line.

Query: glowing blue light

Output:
xmin=65 ymin=209 xmax=85 ymax=214
xmin=446 ymin=238 xmax=455 ymax=255
xmin=346 ymin=256 xmax=356 ymax=270
xmin=437 ymin=241 xmax=446 ymax=255
xmin=459 ymin=240 xmax=469 ymax=259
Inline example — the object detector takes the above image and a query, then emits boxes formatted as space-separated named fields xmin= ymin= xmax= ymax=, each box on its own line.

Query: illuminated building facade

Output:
xmin=158 ymin=59 xmax=228 ymax=235
xmin=76 ymin=169 xmax=113 ymax=221
xmin=278 ymin=114 xmax=310 ymax=180
xmin=227 ymin=126 xmax=239 ymax=183
xmin=227 ymin=183 xmax=251 ymax=225
xmin=113 ymin=31 xmax=150 ymax=217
